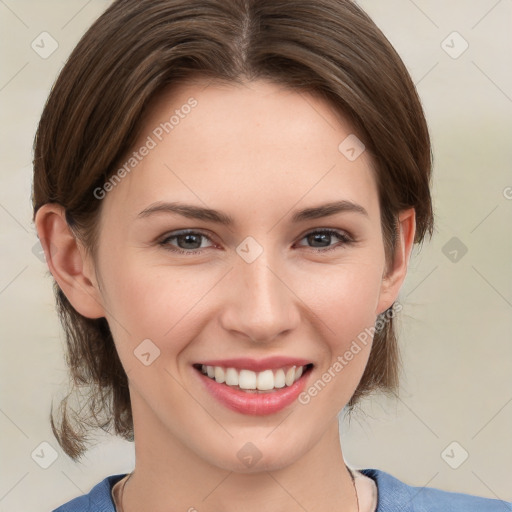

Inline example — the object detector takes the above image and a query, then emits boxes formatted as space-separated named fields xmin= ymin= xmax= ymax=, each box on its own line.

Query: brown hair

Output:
xmin=33 ymin=0 xmax=434 ymax=461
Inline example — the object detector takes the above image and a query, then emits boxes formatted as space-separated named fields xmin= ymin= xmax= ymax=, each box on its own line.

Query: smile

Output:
xmin=193 ymin=359 xmax=314 ymax=415
xmin=196 ymin=364 xmax=312 ymax=392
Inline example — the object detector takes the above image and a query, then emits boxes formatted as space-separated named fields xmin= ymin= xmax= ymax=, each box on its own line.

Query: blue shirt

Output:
xmin=52 ymin=468 xmax=511 ymax=511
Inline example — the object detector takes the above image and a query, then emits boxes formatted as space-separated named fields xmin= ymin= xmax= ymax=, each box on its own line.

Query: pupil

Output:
xmin=310 ymin=233 xmax=330 ymax=247
xmin=180 ymin=234 xmax=200 ymax=249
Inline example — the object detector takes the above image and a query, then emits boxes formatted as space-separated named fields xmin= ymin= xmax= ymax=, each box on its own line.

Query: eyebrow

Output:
xmin=137 ymin=200 xmax=368 ymax=225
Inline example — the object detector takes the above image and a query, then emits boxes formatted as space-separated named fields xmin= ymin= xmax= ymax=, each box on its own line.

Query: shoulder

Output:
xmin=51 ymin=473 xmax=127 ymax=512
xmin=360 ymin=468 xmax=512 ymax=512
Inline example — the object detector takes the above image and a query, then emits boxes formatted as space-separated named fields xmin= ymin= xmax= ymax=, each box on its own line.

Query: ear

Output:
xmin=376 ymin=208 xmax=416 ymax=315
xmin=34 ymin=203 xmax=105 ymax=319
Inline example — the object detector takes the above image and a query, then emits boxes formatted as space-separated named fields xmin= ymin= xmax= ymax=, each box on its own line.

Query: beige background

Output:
xmin=1 ymin=1 xmax=511 ymax=510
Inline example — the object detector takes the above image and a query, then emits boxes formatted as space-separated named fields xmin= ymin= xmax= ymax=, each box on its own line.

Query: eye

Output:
xmin=295 ymin=228 xmax=354 ymax=253
xmin=159 ymin=230 xmax=214 ymax=255
xmin=158 ymin=228 xmax=354 ymax=256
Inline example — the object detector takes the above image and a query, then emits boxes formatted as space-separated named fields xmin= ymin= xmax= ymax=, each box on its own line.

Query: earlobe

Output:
xmin=34 ymin=204 xmax=105 ymax=319
xmin=376 ymin=208 xmax=416 ymax=315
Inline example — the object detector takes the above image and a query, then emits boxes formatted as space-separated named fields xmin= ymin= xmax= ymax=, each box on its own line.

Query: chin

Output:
xmin=196 ymin=432 xmax=312 ymax=474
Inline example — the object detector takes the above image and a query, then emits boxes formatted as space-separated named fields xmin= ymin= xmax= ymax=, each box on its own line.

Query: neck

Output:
xmin=122 ymin=392 xmax=358 ymax=512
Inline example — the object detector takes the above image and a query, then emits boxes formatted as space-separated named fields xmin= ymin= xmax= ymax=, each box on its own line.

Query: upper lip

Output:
xmin=195 ymin=356 xmax=313 ymax=372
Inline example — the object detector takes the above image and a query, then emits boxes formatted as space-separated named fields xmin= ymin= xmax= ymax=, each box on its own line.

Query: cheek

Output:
xmin=296 ymin=262 xmax=381 ymax=392
xmin=296 ymin=256 xmax=384 ymax=341
xmin=98 ymin=258 xmax=218 ymax=359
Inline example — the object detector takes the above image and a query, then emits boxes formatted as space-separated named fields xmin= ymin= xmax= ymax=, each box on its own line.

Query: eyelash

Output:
xmin=158 ymin=228 xmax=354 ymax=256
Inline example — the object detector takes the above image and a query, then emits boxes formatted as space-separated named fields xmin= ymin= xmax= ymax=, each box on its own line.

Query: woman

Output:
xmin=32 ymin=0 xmax=510 ymax=510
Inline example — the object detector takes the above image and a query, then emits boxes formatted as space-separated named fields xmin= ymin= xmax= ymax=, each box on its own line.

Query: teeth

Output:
xmin=239 ymin=369 xmax=257 ymax=390
xmin=274 ymin=368 xmax=286 ymax=388
xmin=257 ymin=369 xmax=274 ymax=391
xmin=199 ymin=364 xmax=308 ymax=391
xmin=285 ymin=366 xmax=296 ymax=386
xmin=225 ymin=367 xmax=238 ymax=386
xmin=214 ymin=366 xmax=225 ymax=384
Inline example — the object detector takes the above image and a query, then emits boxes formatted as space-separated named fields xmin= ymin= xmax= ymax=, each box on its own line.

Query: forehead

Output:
xmin=100 ymin=78 xmax=379 ymax=225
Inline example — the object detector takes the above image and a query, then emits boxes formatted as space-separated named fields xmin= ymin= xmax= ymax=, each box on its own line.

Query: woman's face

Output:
xmin=88 ymin=78 xmax=411 ymax=472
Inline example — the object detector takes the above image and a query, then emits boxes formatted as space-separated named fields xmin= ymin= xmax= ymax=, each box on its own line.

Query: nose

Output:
xmin=219 ymin=249 xmax=300 ymax=344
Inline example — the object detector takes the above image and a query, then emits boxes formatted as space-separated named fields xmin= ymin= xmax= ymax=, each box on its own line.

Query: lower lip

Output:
xmin=195 ymin=368 xmax=310 ymax=415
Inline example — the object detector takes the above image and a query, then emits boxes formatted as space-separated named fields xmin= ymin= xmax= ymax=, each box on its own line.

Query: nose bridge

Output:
xmin=221 ymin=242 xmax=298 ymax=342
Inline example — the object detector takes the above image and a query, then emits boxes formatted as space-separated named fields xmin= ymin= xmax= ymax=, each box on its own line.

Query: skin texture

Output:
xmin=36 ymin=78 xmax=415 ymax=512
